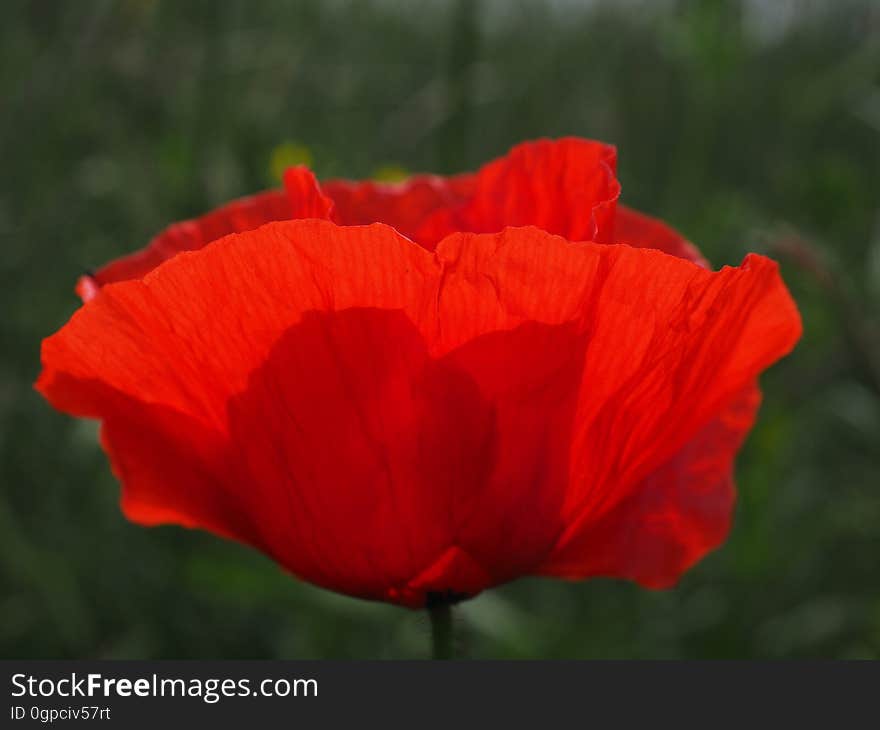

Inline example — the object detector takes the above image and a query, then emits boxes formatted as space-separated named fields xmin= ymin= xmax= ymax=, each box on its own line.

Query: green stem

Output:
xmin=429 ymin=603 xmax=454 ymax=659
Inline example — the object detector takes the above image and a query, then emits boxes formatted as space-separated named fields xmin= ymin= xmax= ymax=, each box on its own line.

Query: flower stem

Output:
xmin=428 ymin=603 xmax=454 ymax=659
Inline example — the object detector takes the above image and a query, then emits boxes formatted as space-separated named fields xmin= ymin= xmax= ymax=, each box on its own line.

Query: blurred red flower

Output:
xmin=37 ymin=138 xmax=801 ymax=608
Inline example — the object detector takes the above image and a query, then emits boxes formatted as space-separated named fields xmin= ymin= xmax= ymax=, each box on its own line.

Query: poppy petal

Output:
xmin=414 ymin=138 xmax=620 ymax=248
xmin=538 ymin=250 xmax=801 ymax=587
xmin=38 ymin=222 xmax=800 ymax=606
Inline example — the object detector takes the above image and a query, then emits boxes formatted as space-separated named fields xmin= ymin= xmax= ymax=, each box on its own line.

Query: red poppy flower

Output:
xmin=38 ymin=138 xmax=801 ymax=608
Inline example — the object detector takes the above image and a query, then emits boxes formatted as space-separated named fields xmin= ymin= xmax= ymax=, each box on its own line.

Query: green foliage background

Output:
xmin=1 ymin=0 xmax=879 ymax=658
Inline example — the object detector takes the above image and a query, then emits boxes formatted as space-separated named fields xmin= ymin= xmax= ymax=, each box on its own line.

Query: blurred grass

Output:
xmin=1 ymin=0 xmax=879 ymax=658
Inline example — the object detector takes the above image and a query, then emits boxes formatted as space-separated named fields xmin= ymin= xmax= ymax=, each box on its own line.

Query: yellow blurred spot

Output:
xmin=372 ymin=164 xmax=409 ymax=183
xmin=269 ymin=142 xmax=313 ymax=183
